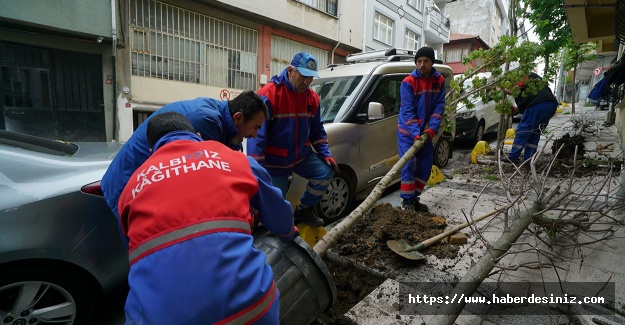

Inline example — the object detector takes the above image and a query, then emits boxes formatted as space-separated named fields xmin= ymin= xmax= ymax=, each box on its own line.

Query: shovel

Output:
xmin=387 ymin=206 xmax=506 ymax=260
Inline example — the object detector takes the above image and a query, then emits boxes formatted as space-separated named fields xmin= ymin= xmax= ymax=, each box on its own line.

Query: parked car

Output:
xmin=455 ymin=74 xmax=515 ymax=144
xmin=0 ymin=130 xmax=128 ymax=324
xmin=455 ymin=94 xmax=514 ymax=144
xmin=287 ymin=48 xmax=454 ymax=223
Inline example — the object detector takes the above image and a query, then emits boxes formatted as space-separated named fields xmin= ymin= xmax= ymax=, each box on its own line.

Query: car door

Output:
xmin=484 ymin=97 xmax=500 ymax=132
xmin=355 ymin=75 xmax=406 ymax=186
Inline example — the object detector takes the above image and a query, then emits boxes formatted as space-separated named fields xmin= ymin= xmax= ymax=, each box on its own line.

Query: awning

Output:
xmin=563 ymin=0 xmax=618 ymax=52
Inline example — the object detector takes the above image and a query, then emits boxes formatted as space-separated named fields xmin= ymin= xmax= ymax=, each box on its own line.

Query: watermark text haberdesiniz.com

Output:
xmin=399 ymin=282 xmax=615 ymax=315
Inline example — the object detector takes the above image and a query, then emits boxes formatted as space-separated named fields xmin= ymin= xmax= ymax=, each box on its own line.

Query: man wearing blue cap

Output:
xmin=247 ymin=52 xmax=338 ymax=227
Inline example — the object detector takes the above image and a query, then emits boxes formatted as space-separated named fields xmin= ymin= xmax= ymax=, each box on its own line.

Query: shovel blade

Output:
xmin=386 ymin=239 xmax=426 ymax=261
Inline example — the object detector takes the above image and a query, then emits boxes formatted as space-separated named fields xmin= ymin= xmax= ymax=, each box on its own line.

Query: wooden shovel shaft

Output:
xmin=421 ymin=206 xmax=507 ymax=248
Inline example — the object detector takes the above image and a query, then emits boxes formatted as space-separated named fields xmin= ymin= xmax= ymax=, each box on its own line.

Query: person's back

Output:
xmin=503 ymin=72 xmax=558 ymax=163
xmin=118 ymin=114 xmax=294 ymax=324
xmin=514 ymin=72 xmax=558 ymax=114
xmin=102 ymin=96 xmax=246 ymax=246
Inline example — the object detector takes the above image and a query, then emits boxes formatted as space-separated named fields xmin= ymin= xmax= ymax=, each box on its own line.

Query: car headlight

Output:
xmin=456 ymin=110 xmax=475 ymax=119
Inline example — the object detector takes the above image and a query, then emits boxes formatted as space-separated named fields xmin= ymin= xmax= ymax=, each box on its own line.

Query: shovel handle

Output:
xmin=421 ymin=206 xmax=507 ymax=248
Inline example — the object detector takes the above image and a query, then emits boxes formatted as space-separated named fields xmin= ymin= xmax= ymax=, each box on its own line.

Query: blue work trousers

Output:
xmin=510 ymin=101 xmax=558 ymax=161
xmin=398 ymin=135 xmax=434 ymax=201
xmin=272 ymin=154 xmax=333 ymax=208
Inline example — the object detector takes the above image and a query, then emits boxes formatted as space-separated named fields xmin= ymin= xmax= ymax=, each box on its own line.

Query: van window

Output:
xmin=360 ymin=76 xmax=404 ymax=118
xmin=311 ymin=75 xmax=364 ymax=123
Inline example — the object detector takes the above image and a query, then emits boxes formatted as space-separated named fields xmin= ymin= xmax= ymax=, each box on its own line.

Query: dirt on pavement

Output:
xmin=317 ymin=203 xmax=463 ymax=324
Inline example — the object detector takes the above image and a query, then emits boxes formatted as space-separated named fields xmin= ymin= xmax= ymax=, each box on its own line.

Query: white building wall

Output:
xmin=446 ymin=0 xmax=509 ymax=48
xmin=362 ymin=0 xmax=425 ymax=52
xmin=117 ymin=0 xmax=365 ymax=141
xmin=212 ymin=0 xmax=363 ymax=51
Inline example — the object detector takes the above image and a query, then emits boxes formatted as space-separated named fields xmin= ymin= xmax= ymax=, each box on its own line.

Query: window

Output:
xmin=310 ymin=75 xmax=364 ymax=123
xmin=297 ymin=0 xmax=338 ymax=16
xmin=269 ymin=35 xmax=329 ymax=78
xmin=373 ymin=12 xmax=393 ymax=45
xmin=445 ymin=48 xmax=468 ymax=63
xmin=404 ymin=29 xmax=419 ymax=50
xmin=130 ymin=0 xmax=258 ymax=90
xmin=407 ymin=0 xmax=422 ymax=11
xmin=365 ymin=77 xmax=404 ymax=117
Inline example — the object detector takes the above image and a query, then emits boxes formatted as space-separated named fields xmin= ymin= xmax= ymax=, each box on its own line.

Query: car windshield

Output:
xmin=311 ymin=75 xmax=364 ymax=123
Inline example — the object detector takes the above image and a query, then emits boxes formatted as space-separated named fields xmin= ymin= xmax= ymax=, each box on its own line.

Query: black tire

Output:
xmin=314 ymin=170 xmax=354 ymax=224
xmin=433 ymin=137 xmax=451 ymax=167
xmin=0 ymin=266 xmax=96 ymax=325
xmin=472 ymin=121 xmax=485 ymax=144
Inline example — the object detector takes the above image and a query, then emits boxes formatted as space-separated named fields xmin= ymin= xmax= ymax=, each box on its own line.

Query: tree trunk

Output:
xmin=313 ymin=135 xmax=428 ymax=257
xmin=428 ymin=202 xmax=542 ymax=325
xmin=543 ymin=55 xmax=550 ymax=77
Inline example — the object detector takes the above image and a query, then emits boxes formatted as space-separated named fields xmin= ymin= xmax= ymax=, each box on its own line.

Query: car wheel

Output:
xmin=472 ymin=121 xmax=485 ymax=144
xmin=433 ymin=137 xmax=451 ymax=167
xmin=0 ymin=266 xmax=95 ymax=325
xmin=315 ymin=170 xmax=353 ymax=224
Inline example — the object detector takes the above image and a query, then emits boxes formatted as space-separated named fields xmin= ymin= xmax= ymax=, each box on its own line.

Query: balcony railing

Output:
xmin=424 ymin=6 xmax=450 ymax=44
xmin=428 ymin=6 xmax=450 ymax=28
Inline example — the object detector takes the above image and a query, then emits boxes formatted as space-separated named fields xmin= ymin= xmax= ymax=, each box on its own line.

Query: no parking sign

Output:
xmin=593 ymin=67 xmax=601 ymax=77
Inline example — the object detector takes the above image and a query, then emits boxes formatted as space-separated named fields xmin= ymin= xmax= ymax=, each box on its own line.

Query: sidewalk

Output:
xmin=344 ymin=103 xmax=625 ymax=324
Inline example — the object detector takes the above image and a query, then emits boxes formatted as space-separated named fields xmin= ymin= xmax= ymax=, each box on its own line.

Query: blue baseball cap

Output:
xmin=291 ymin=52 xmax=319 ymax=78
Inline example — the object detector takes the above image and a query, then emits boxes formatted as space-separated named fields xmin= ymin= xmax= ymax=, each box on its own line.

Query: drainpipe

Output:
xmin=111 ymin=0 xmax=118 ymax=141
xmin=362 ymin=1 xmax=367 ymax=51
xmin=421 ymin=2 xmax=427 ymax=47
xmin=331 ymin=13 xmax=342 ymax=64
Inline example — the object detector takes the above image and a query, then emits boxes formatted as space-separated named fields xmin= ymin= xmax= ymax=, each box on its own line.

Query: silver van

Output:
xmin=287 ymin=48 xmax=454 ymax=223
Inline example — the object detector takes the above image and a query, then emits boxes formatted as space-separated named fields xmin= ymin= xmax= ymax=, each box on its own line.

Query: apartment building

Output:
xmin=1 ymin=0 xmax=363 ymax=141
xmin=363 ymin=0 xmax=450 ymax=56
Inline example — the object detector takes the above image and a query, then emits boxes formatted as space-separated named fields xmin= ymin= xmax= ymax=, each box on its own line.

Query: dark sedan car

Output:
xmin=0 ymin=130 xmax=128 ymax=324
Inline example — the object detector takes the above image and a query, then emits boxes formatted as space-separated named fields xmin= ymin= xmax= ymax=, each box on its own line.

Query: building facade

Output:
xmin=443 ymin=33 xmax=489 ymax=74
xmin=446 ymin=0 xmax=510 ymax=49
xmin=1 ymin=0 xmax=364 ymax=142
xmin=0 ymin=0 xmax=115 ymax=142
xmin=362 ymin=0 xmax=450 ymax=57
xmin=117 ymin=0 xmax=363 ymax=141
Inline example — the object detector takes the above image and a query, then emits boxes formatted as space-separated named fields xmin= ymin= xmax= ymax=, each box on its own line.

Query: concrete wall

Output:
xmin=0 ymin=0 xmax=112 ymax=38
xmin=211 ymin=0 xmax=363 ymax=51
xmin=446 ymin=0 xmax=495 ymax=47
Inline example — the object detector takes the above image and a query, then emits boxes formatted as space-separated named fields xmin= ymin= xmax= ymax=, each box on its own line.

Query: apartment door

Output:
xmin=0 ymin=42 xmax=105 ymax=141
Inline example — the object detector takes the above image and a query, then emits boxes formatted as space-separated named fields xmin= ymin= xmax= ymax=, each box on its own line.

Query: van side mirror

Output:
xmin=368 ymin=102 xmax=385 ymax=120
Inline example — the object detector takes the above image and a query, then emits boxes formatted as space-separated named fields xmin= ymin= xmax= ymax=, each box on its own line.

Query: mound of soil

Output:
xmin=552 ymin=134 xmax=586 ymax=157
xmin=328 ymin=203 xmax=460 ymax=272
xmin=315 ymin=203 xmax=462 ymax=324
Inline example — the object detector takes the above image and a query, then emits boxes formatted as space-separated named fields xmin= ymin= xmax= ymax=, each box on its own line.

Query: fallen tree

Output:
xmin=314 ymin=134 xmax=429 ymax=257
